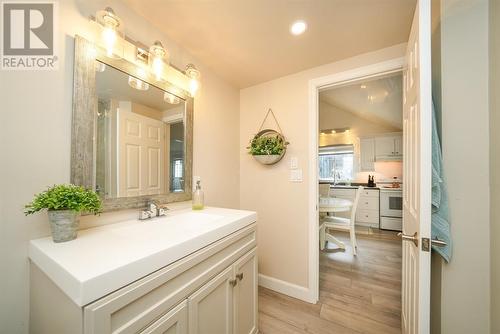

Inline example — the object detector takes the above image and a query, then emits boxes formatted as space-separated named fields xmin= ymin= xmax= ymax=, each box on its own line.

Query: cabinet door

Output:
xmin=359 ymin=138 xmax=375 ymax=171
xmin=141 ymin=300 xmax=188 ymax=334
xmin=188 ymin=266 xmax=234 ymax=334
xmin=393 ymin=135 xmax=403 ymax=155
xmin=375 ymin=136 xmax=396 ymax=157
xmin=233 ymin=248 xmax=258 ymax=334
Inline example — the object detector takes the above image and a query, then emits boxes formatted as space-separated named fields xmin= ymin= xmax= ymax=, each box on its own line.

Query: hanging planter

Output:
xmin=247 ymin=109 xmax=289 ymax=165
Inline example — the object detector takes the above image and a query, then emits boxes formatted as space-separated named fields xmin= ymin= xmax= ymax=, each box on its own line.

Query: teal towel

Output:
xmin=431 ymin=103 xmax=452 ymax=262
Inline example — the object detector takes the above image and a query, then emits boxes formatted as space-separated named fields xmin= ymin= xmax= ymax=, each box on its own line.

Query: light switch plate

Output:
xmin=290 ymin=169 xmax=303 ymax=182
xmin=290 ymin=156 xmax=299 ymax=169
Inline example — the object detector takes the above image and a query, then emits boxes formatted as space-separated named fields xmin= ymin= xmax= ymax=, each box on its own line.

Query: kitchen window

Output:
xmin=318 ymin=145 xmax=354 ymax=182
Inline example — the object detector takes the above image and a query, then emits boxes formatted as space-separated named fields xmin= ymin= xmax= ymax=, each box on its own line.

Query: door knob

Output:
xmin=398 ymin=232 xmax=418 ymax=247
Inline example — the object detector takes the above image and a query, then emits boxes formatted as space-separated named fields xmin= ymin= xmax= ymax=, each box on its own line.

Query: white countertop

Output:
xmin=29 ymin=207 xmax=257 ymax=307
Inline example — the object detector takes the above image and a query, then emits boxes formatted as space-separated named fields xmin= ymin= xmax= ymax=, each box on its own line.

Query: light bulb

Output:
xmin=185 ymin=64 xmax=201 ymax=97
xmin=149 ymin=41 xmax=168 ymax=81
xmin=164 ymin=92 xmax=181 ymax=104
xmin=128 ymin=76 xmax=149 ymax=91
xmin=102 ymin=26 xmax=116 ymax=57
xmin=189 ymin=79 xmax=199 ymax=97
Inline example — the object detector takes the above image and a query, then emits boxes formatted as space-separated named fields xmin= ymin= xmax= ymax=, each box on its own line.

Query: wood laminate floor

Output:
xmin=258 ymin=229 xmax=402 ymax=334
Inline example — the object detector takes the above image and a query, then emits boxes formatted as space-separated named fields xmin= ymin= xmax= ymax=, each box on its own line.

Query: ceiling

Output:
xmin=320 ymin=72 xmax=403 ymax=129
xmin=122 ymin=0 xmax=416 ymax=88
xmin=96 ymin=62 xmax=184 ymax=111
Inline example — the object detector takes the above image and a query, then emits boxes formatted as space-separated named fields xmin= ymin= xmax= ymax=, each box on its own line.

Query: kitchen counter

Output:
xmin=29 ymin=207 xmax=257 ymax=306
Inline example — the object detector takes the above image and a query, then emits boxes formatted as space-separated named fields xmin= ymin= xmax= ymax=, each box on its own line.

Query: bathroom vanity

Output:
xmin=29 ymin=207 xmax=258 ymax=334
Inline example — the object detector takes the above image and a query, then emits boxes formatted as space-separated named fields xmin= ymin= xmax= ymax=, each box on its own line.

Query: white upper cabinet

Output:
xmin=359 ymin=138 xmax=375 ymax=171
xmin=374 ymin=134 xmax=403 ymax=161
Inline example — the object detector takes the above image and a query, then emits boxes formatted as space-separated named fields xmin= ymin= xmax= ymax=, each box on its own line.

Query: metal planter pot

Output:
xmin=47 ymin=210 xmax=80 ymax=243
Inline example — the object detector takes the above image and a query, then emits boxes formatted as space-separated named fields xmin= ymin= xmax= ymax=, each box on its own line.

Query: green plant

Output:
xmin=248 ymin=134 xmax=286 ymax=155
xmin=24 ymin=184 xmax=101 ymax=215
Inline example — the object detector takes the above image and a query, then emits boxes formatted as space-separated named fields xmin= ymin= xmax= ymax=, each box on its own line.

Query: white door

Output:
xmin=117 ymin=109 xmax=165 ymax=197
xmin=233 ymin=249 xmax=258 ymax=334
xmin=188 ymin=266 xmax=234 ymax=334
xmin=401 ymin=0 xmax=432 ymax=333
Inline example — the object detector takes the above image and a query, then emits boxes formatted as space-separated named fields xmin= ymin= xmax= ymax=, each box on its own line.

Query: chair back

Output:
xmin=350 ymin=186 xmax=364 ymax=224
xmin=319 ymin=184 xmax=330 ymax=197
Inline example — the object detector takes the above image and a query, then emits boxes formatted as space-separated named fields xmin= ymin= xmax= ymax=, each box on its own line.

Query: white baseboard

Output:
xmin=258 ymin=274 xmax=315 ymax=303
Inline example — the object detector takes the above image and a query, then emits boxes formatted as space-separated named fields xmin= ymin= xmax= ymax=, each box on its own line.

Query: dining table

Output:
xmin=319 ymin=196 xmax=353 ymax=250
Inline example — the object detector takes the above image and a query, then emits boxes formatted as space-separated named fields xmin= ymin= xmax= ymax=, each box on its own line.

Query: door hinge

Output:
xmin=422 ymin=238 xmax=430 ymax=252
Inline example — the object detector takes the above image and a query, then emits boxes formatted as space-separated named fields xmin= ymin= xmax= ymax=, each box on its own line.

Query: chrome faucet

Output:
xmin=139 ymin=200 xmax=169 ymax=220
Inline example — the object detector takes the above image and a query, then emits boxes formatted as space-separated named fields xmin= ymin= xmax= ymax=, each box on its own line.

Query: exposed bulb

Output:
xmin=189 ymin=79 xmax=199 ymax=97
xmin=149 ymin=41 xmax=168 ymax=81
xmin=102 ymin=26 xmax=116 ymax=57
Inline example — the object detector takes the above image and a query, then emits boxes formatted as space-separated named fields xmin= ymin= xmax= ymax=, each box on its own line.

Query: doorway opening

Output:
xmin=317 ymin=70 xmax=404 ymax=332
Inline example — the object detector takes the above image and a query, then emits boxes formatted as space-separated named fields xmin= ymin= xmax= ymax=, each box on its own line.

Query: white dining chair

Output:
xmin=318 ymin=183 xmax=330 ymax=250
xmin=323 ymin=186 xmax=363 ymax=255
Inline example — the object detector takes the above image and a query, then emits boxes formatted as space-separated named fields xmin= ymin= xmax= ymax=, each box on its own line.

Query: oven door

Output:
xmin=380 ymin=190 xmax=403 ymax=218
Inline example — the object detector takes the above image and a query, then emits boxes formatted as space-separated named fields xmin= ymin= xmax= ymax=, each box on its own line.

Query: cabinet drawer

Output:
xmin=360 ymin=189 xmax=379 ymax=198
xmin=357 ymin=197 xmax=379 ymax=210
xmin=356 ymin=210 xmax=379 ymax=224
xmin=140 ymin=300 xmax=187 ymax=334
xmin=84 ymin=225 xmax=256 ymax=334
xmin=331 ymin=189 xmax=356 ymax=199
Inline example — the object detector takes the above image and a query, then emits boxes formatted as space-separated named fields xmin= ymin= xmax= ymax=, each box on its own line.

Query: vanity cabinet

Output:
xmin=30 ymin=222 xmax=258 ymax=334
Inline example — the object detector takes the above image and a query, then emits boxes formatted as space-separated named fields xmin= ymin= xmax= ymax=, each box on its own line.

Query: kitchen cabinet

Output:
xmin=330 ymin=187 xmax=380 ymax=228
xmin=359 ymin=138 xmax=375 ymax=171
xmin=375 ymin=134 xmax=403 ymax=160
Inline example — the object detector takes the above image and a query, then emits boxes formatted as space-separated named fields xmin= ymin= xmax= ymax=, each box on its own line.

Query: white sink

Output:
xmin=29 ymin=207 xmax=256 ymax=306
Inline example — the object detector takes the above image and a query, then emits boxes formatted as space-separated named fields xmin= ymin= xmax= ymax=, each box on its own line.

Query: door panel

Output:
xmin=188 ymin=266 xmax=233 ymax=334
xmin=402 ymin=1 xmax=432 ymax=333
xmin=117 ymin=109 xmax=165 ymax=197
xmin=140 ymin=300 xmax=188 ymax=334
xmin=233 ymin=249 xmax=258 ymax=334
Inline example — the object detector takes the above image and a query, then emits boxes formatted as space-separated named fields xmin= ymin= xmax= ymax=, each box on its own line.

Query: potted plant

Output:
xmin=24 ymin=184 xmax=101 ymax=243
xmin=248 ymin=129 xmax=289 ymax=165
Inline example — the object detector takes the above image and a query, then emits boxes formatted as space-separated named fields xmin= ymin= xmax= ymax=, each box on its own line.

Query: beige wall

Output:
xmin=0 ymin=1 xmax=240 ymax=333
xmin=239 ymin=44 xmax=406 ymax=288
xmin=437 ymin=0 xmax=491 ymax=332
xmin=490 ymin=0 xmax=500 ymax=332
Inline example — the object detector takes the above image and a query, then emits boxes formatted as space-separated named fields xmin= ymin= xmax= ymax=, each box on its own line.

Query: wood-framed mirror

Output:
xmin=71 ymin=35 xmax=193 ymax=212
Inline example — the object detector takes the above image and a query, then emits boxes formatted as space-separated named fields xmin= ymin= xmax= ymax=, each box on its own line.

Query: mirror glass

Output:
xmin=95 ymin=61 xmax=186 ymax=199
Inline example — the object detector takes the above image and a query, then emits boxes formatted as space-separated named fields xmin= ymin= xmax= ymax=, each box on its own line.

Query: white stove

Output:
xmin=379 ymin=187 xmax=403 ymax=231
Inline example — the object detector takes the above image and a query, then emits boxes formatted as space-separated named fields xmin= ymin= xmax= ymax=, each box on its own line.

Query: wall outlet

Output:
xmin=290 ymin=169 xmax=303 ymax=182
xmin=290 ymin=156 xmax=299 ymax=169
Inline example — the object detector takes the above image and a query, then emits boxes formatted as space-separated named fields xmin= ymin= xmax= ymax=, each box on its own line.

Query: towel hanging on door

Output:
xmin=431 ymin=101 xmax=452 ymax=262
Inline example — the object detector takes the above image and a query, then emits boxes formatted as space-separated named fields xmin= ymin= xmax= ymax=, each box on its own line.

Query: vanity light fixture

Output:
xmin=185 ymin=64 xmax=201 ymax=97
xmin=128 ymin=75 xmax=149 ymax=91
xmin=164 ymin=92 xmax=181 ymax=104
xmin=290 ymin=20 xmax=307 ymax=36
xmin=96 ymin=7 xmax=122 ymax=58
xmin=360 ymin=84 xmax=367 ymax=89
xmin=149 ymin=41 xmax=169 ymax=81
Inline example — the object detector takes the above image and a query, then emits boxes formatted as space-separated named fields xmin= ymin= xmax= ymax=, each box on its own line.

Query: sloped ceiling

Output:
xmin=320 ymin=73 xmax=403 ymax=129
xmin=122 ymin=0 xmax=416 ymax=88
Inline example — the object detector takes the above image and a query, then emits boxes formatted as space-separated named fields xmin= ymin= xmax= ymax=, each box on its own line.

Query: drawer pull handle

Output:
xmin=236 ymin=273 xmax=244 ymax=281
xmin=229 ymin=279 xmax=238 ymax=287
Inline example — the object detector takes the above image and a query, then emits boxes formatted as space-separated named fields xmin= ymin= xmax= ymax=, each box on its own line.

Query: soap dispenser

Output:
xmin=192 ymin=179 xmax=204 ymax=210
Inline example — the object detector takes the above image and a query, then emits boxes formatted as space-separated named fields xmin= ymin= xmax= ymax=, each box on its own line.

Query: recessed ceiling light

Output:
xmin=290 ymin=20 xmax=307 ymax=36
